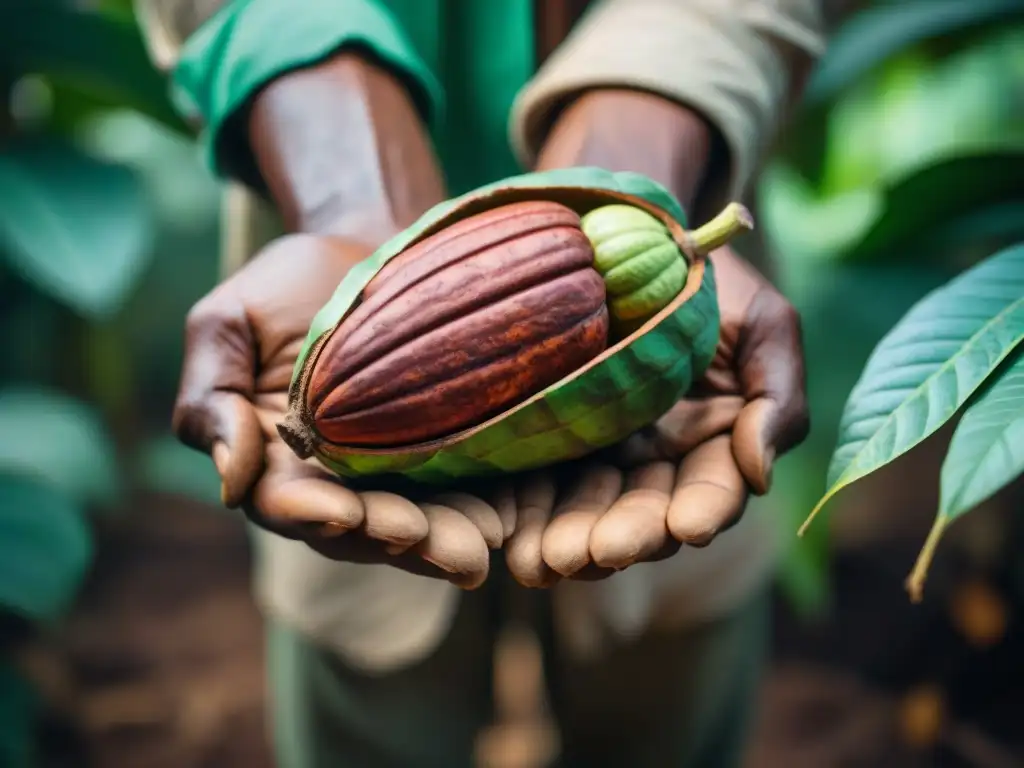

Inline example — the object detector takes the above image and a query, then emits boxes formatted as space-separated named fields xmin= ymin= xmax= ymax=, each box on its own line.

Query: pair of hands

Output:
xmin=173 ymin=227 xmax=808 ymax=590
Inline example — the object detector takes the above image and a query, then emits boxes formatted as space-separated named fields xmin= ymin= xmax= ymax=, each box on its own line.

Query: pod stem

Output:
xmin=687 ymin=202 xmax=755 ymax=255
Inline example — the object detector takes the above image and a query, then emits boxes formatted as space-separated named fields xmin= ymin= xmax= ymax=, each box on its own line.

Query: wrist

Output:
xmin=247 ymin=52 xmax=446 ymax=238
xmin=534 ymin=89 xmax=721 ymax=217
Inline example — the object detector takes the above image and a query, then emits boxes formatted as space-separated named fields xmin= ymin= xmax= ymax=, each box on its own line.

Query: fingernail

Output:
xmin=212 ymin=443 xmax=233 ymax=507
xmin=761 ymin=446 xmax=776 ymax=493
xmin=385 ymin=542 xmax=412 ymax=555
xmin=212 ymin=441 xmax=230 ymax=476
xmin=320 ymin=522 xmax=349 ymax=539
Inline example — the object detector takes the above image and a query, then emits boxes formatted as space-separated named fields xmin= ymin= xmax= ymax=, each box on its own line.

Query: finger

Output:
xmin=541 ymin=464 xmax=622 ymax=577
xmin=430 ymin=492 xmax=503 ymax=549
xmin=307 ymin=530 xmax=464 ymax=583
xmin=506 ymin=472 xmax=559 ymax=588
xmin=173 ymin=299 xmax=263 ymax=507
xmin=590 ymin=461 xmax=674 ymax=569
xmin=249 ymin=443 xmax=365 ymax=537
xmin=414 ymin=503 xmax=490 ymax=590
xmin=359 ymin=490 xmax=430 ymax=552
xmin=734 ymin=294 xmax=810 ymax=493
xmin=613 ymin=396 xmax=745 ymax=466
xmin=667 ymin=435 xmax=748 ymax=546
xmin=490 ymin=483 xmax=518 ymax=543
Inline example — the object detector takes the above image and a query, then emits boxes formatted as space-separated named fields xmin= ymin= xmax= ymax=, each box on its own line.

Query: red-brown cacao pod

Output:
xmin=306 ymin=200 xmax=610 ymax=447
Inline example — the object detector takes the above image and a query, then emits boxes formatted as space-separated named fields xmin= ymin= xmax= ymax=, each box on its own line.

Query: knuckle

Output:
xmin=170 ymin=395 xmax=206 ymax=446
xmin=776 ymin=299 xmax=802 ymax=331
xmin=184 ymin=294 xmax=246 ymax=343
xmin=183 ymin=295 xmax=217 ymax=335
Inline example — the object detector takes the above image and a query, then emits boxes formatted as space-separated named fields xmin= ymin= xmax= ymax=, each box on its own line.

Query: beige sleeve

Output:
xmin=510 ymin=0 xmax=827 ymax=202
xmin=134 ymin=0 xmax=229 ymax=71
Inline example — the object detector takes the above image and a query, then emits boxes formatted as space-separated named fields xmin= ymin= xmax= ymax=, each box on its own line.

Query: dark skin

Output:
xmin=172 ymin=52 xmax=809 ymax=589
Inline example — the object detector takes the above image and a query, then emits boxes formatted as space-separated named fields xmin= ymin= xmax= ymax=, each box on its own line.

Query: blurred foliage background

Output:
xmin=0 ymin=1 xmax=223 ymax=763
xmin=1 ymin=0 xmax=1024 ymax=766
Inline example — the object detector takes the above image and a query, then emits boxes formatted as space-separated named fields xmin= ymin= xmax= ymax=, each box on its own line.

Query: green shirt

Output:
xmin=172 ymin=0 xmax=536 ymax=195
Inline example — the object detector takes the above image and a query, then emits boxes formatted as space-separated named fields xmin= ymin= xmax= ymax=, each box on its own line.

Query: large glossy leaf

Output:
xmin=780 ymin=260 xmax=955 ymax=433
xmin=0 ymin=3 xmax=186 ymax=132
xmin=899 ymin=351 xmax=1024 ymax=598
xmin=806 ymin=0 xmax=1024 ymax=105
xmin=771 ymin=260 xmax=951 ymax=616
xmin=0 ymin=661 xmax=37 ymax=768
xmin=800 ymin=244 xmax=1024 ymax=546
xmin=0 ymin=388 xmax=120 ymax=507
xmin=0 ymin=474 xmax=93 ymax=624
xmin=0 ymin=138 xmax=154 ymax=317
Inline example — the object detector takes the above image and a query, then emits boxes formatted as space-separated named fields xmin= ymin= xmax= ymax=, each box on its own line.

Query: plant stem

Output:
xmin=688 ymin=202 xmax=755 ymax=254
xmin=905 ymin=514 xmax=949 ymax=603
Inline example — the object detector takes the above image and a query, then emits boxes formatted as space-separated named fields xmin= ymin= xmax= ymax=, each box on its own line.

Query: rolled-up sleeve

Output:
xmin=156 ymin=0 xmax=442 ymax=180
xmin=511 ymin=0 xmax=826 ymax=203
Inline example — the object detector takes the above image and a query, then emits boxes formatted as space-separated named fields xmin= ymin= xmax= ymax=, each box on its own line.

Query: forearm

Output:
xmin=248 ymin=53 xmax=446 ymax=240
xmin=513 ymin=0 xmax=827 ymax=219
xmin=535 ymin=89 xmax=716 ymax=216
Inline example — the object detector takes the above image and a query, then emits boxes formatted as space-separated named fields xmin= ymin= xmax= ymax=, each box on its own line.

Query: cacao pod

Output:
xmin=308 ymin=200 xmax=610 ymax=447
xmin=279 ymin=167 xmax=751 ymax=484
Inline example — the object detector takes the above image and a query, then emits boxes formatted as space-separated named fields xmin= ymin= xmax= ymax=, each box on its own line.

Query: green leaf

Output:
xmin=0 ymin=388 xmax=120 ymax=507
xmin=800 ymin=244 xmax=1024 ymax=553
xmin=771 ymin=262 xmax=950 ymax=617
xmin=134 ymin=435 xmax=223 ymax=507
xmin=777 ymin=24 xmax=1024 ymax=262
xmin=0 ymin=473 xmax=92 ymax=624
xmin=0 ymin=138 xmax=154 ymax=318
xmin=902 ymin=351 xmax=1024 ymax=597
xmin=758 ymin=163 xmax=883 ymax=261
xmin=943 ymin=352 xmax=1024 ymax=518
xmin=848 ymin=152 xmax=1024 ymax=261
xmin=0 ymin=3 xmax=187 ymax=132
xmin=806 ymin=0 xmax=1024 ymax=105
xmin=0 ymin=661 xmax=37 ymax=768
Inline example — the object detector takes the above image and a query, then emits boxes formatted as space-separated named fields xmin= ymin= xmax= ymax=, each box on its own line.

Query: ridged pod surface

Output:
xmin=581 ymin=204 xmax=689 ymax=327
xmin=279 ymin=167 xmax=727 ymax=483
xmin=307 ymin=201 xmax=609 ymax=447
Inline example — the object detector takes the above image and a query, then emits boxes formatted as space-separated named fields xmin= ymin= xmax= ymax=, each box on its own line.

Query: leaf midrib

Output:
xmin=838 ymin=295 xmax=1024 ymax=484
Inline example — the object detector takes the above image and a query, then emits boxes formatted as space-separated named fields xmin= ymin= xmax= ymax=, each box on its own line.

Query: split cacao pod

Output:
xmin=279 ymin=167 xmax=751 ymax=484
xmin=307 ymin=201 xmax=610 ymax=447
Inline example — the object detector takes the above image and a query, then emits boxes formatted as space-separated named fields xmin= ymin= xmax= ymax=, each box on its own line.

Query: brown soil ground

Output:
xmin=24 ymin=487 xmax=1024 ymax=768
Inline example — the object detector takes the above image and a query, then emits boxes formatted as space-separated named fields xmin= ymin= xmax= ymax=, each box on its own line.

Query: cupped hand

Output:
xmin=172 ymin=234 xmax=502 ymax=588
xmin=504 ymin=245 xmax=809 ymax=587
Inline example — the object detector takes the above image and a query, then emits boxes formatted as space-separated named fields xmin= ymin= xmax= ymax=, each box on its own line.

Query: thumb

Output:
xmin=733 ymin=292 xmax=810 ymax=494
xmin=172 ymin=299 xmax=264 ymax=507
xmin=731 ymin=398 xmax=779 ymax=495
